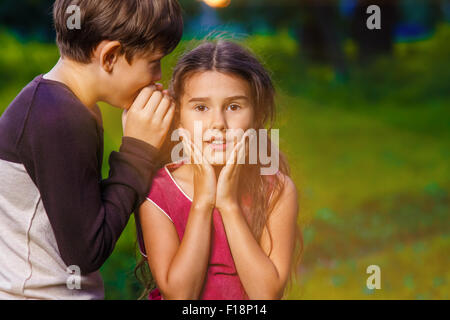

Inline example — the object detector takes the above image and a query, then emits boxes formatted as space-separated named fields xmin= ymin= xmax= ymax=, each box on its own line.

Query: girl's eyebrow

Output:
xmin=188 ymin=97 xmax=209 ymax=103
xmin=224 ymin=95 xmax=249 ymax=102
xmin=188 ymin=95 xmax=249 ymax=103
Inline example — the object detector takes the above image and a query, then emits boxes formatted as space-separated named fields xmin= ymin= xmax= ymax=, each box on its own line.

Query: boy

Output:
xmin=0 ymin=0 xmax=183 ymax=299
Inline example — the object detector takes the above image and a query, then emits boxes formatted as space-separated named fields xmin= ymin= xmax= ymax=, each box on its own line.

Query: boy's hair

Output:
xmin=53 ymin=0 xmax=183 ymax=63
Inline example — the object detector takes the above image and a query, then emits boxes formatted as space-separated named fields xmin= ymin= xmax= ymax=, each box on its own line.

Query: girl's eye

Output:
xmin=194 ymin=105 xmax=208 ymax=112
xmin=227 ymin=104 xmax=241 ymax=111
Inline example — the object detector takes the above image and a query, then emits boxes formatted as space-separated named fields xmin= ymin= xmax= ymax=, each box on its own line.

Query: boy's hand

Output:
xmin=122 ymin=85 xmax=175 ymax=150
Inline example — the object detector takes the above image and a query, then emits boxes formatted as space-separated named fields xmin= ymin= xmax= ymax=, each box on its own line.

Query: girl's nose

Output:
xmin=210 ymin=109 xmax=227 ymax=131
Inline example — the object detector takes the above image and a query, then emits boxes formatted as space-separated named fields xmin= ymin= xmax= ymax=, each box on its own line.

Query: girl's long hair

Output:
xmin=135 ymin=40 xmax=303 ymax=299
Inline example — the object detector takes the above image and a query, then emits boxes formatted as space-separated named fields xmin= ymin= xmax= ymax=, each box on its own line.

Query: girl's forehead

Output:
xmin=182 ymin=71 xmax=251 ymax=100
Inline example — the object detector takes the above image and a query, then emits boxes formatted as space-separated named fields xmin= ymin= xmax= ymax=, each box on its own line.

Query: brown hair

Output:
xmin=53 ymin=0 xmax=183 ymax=63
xmin=136 ymin=40 xmax=303 ymax=299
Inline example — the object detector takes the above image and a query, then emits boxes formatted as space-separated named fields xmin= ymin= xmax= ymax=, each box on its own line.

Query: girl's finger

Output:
xmin=223 ymin=142 xmax=242 ymax=181
xmin=187 ymin=139 xmax=201 ymax=165
xmin=226 ymin=140 xmax=241 ymax=166
xmin=243 ymin=132 xmax=255 ymax=163
xmin=237 ymin=139 xmax=246 ymax=164
xmin=191 ymin=138 xmax=209 ymax=166
xmin=179 ymin=129 xmax=193 ymax=164
xmin=182 ymin=134 xmax=203 ymax=166
xmin=239 ymin=130 xmax=255 ymax=163
xmin=180 ymin=137 xmax=190 ymax=163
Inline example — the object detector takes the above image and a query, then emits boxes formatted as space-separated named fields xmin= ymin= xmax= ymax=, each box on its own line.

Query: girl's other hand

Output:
xmin=216 ymin=131 xmax=254 ymax=212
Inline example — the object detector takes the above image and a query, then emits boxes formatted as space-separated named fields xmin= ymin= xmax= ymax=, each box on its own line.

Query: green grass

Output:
xmin=0 ymin=24 xmax=449 ymax=299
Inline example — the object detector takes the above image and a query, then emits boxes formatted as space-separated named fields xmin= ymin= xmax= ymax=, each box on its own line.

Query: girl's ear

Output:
xmin=98 ymin=40 xmax=122 ymax=73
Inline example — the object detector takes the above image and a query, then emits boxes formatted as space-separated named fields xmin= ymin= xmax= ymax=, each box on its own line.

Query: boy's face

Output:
xmin=102 ymin=50 xmax=164 ymax=109
xmin=178 ymin=71 xmax=255 ymax=166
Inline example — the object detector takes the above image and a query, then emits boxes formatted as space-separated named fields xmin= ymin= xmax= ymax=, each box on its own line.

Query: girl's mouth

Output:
xmin=208 ymin=140 xmax=228 ymax=151
xmin=205 ymin=136 xmax=232 ymax=151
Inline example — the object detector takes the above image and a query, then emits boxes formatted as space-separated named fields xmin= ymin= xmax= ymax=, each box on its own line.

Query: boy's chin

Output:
xmin=103 ymin=95 xmax=133 ymax=110
xmin=117 ymin=99 xmax=133 ymax=110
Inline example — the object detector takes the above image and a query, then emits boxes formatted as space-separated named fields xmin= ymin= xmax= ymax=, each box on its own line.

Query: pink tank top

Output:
xmin=136 ymin=161 xmax=248 ymax=300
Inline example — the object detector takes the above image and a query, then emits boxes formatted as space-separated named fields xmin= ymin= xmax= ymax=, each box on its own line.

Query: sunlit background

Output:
xmin=0 ymin=0 xmax=449 ymax=299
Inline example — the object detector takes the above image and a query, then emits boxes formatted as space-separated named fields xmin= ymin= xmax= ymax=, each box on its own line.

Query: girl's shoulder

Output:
xmin=266 ymin=173 xmax=298 ymax=214
xmin=147 ymin=160 xmax=186 ymax=198
xmin=147 ymin=166 xmax=171 ymax=196
xmin=279 ymin=174 xmax=297 ymax=195
xmin=266 ymin=172 xmax=297 ymax=196
xmin=146 ymin=161 xmax=192 ymax=219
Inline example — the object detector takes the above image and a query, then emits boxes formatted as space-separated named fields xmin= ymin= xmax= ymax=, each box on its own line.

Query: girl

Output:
xmin=135 ymin=40 xmax=302 ymax=300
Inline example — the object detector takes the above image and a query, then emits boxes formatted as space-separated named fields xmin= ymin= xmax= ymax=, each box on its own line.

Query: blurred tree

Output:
xmin=211 ymin=0 xmax=300 ymax=31
xmin=0 ymin=0 xmax=54 ymax=41
xmin=296 ymin=0 xmax=348 ymax=79
xmin=198 ymin=0 xmax=349 ymax=78
xmin=350 ymin=0 xmax=399 ymax=64
xmin=396 ymin=0 xmax=445 ymax=41
xmin=179 ymin=0 xmax=204 ymax=17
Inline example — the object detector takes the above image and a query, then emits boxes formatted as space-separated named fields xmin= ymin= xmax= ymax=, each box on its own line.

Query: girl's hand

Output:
xmin=216 ymin=131 xmax=254 ymax=212
xmin=179 ymin=129 xmax=217 ymax=211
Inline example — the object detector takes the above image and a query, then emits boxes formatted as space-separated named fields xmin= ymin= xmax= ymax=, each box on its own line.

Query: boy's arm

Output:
xmin=18 ymin=101 xmax=159 ymax=275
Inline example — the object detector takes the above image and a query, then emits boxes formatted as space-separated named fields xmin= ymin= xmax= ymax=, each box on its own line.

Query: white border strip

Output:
xmin=163 ymin=165 xmax=193 ymax=202
xmin=145 ymin=197 xmax=174 ymax=223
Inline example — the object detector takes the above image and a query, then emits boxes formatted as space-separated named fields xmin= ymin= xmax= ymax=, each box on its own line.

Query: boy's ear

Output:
xmin=98 ymin=40 xmax=123 ymax=73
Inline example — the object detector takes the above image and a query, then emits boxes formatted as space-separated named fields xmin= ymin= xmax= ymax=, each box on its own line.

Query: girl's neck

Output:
xmin=213 ymin=165 xmax=224 ymax=181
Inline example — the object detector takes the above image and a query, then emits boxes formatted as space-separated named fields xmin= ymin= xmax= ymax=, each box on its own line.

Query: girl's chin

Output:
xmin=204 ymin=143 xmax=233 ymax=165
xmin=204 ymin=151 xmax=229 ymax=165
xmin=206 ymin=157 xmax=227 ymax=166
xmin=210 ymin=163 xmax=225 ymax=167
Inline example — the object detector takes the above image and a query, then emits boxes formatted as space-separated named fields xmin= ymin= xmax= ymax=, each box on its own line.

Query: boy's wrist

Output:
xmin=120 ymin=136 xmax=160 ymax=165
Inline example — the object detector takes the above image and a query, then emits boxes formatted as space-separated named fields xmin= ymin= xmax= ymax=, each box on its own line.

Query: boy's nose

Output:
xmin=153 ymin=74 xmax=162 ymax=84
xmin=152 ymin=68 xmax=162 ymax=83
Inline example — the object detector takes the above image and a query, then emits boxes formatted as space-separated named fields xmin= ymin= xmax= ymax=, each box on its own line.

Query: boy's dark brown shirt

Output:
xmin=0 ymin=75 xmax=159 ymax=298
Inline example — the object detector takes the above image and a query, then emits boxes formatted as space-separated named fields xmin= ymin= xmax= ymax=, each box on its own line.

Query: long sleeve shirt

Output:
xmin=0 ymin=75 xmax=159 ymax=299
